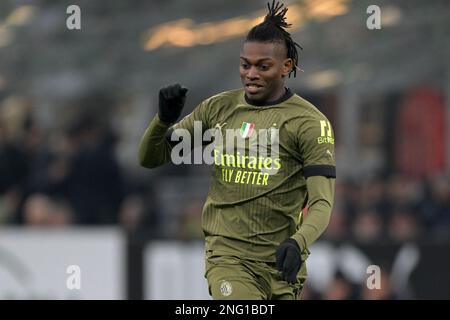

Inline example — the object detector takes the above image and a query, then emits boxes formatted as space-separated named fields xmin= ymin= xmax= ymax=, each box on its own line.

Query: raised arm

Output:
xmin=138 ymin=84 xmax=188 ymax=168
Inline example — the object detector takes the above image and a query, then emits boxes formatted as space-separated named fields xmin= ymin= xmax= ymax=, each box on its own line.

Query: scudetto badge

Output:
xmin=220 ymin=280 xmax=233 ymax=296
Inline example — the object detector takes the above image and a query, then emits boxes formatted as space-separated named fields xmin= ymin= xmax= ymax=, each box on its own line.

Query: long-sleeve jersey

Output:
xmin=139 ymin=88 xmax=336 ymax=262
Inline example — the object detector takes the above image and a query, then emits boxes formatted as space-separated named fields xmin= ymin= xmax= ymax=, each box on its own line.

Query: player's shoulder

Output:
xmin=203 ymin=88 xmax=244 ymax=106
xmin=287 ymin=93 xmax=329 ymax=122
xmin=196 ymin=89 xmax=243 ymax=124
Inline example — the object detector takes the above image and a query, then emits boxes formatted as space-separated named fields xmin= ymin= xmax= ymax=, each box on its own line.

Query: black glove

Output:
xmin=275 ymin=238 xmax=302 ymax=284
xmin=158 ymin=83 xmax=188 ymax=123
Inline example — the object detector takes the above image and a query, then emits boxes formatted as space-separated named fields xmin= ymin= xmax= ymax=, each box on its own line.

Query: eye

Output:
xmin=259 ymin=65 xmax=270 ymax=71
xmin=240 ymin=63 xmax=250 ymax=69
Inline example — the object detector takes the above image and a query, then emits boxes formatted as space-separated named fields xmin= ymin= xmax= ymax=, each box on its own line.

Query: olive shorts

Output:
xmin=205 ymin=253 xmax=307 ymax=300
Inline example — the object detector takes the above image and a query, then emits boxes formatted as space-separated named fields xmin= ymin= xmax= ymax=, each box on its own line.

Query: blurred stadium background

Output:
xmin=0 ymin=0 xmax=449 ymax=299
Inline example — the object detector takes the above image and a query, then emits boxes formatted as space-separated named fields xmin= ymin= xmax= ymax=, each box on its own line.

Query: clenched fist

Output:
xmin=158 ymin=83 xmax=188 ymax=124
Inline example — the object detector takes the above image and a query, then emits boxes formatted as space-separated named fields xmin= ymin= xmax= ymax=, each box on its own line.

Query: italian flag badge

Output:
xmin=240 ymin=122 xmax=255 ymax=138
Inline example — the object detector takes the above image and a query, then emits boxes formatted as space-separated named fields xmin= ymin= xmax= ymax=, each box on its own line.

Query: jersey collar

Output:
xmin=244 ymin=87 xmax=293 ymax=107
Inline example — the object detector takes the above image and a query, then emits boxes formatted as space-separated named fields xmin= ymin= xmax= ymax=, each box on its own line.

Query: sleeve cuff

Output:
xmin=156 ymin=113 xmax=174 ymax=127
xmin=290 ymin=234 xmax=306 ymax=253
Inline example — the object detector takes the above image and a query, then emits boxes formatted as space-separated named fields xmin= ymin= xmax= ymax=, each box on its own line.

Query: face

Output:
xmin=240 ymin=41 xmax=293 ymax=103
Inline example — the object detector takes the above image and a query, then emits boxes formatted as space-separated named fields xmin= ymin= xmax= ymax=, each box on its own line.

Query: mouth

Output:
xmin=245 ymin=83 xmax=264 ymax=94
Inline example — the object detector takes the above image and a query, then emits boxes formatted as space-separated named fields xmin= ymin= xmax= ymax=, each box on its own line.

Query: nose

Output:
xmin=246 ymin=66 xmax=260 ymax=80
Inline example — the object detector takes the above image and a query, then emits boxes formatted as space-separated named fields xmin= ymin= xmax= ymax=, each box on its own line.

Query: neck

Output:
xmin=268 ymin=84 xmax=287 ymax=103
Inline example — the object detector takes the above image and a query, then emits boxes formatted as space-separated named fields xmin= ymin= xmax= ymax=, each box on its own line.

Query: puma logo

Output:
xmin=214 ymin=122 xmax=227 ymax=132
xmin=214 ymin=122 xmax=227 ymax=129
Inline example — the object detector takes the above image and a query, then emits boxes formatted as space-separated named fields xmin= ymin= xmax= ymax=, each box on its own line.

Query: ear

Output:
xmin=282 ymin=58 xmax=293 ymax=77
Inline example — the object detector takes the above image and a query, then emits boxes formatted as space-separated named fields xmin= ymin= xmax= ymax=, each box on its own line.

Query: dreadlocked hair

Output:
xmin=246 ymin=0 xmax=302 ymax=77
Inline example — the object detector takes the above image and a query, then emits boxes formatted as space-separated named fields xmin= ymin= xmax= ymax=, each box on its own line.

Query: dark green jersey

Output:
xmin=139 ymin=88 xmax=336 ymax=262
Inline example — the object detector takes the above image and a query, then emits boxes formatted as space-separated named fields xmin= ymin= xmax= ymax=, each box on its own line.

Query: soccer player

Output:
xmin=138 ymin=1 xmax=335 ymax=300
